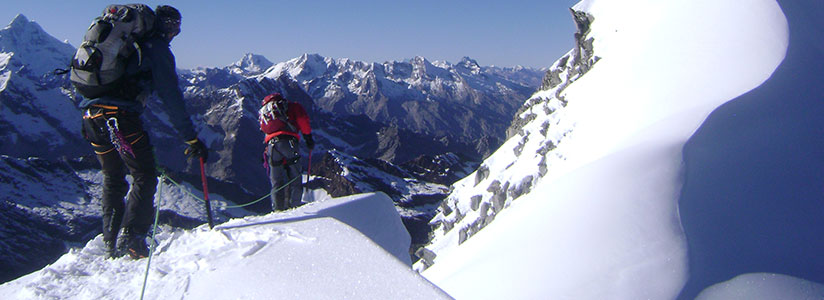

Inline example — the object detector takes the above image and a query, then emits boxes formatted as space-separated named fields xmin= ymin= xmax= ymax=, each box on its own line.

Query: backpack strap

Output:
xmin=272 ymin=101 xmax=299 ymax=133
xmin=261 ymin=101 xmax=299 ymax=133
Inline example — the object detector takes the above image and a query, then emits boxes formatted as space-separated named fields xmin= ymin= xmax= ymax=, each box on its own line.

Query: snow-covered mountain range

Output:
xmin=264 ymin=53 xmax=544 ymax=158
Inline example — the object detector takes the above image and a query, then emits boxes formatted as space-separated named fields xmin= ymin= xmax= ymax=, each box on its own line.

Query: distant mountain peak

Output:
xmin=275 ymin=53 xmax=331 ymax=80
xmin=301 ymin=53 xmax=325 ymax=61
xmin=409 ymin=56 xmax=430 ymax=65
xmin=229 ymin=53 xmax=273 ymax=76
xmin=457 ymin=56 xmax=481 ymax=74
xmin=8 ymin=14 xmax=30 ymax=28
xmin=459 ymin=56 xmax=479 ymax=66
xmin=0 ymin=14 xmax=75 ymax=76
xmin=236 ymin=53 xmax=272 ymax=68
xmin=296 ymin=53 xmax=329 ymax=69
xmin=2 ymin=14 xmax=40 ymax=39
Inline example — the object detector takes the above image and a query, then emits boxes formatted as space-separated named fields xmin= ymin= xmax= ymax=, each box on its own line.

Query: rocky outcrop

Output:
xmin=506 ymin=9 xmax=599 ymax=140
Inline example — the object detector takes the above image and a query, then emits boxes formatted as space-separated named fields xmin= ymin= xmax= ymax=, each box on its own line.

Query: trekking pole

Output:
xmin=199 ymin=157 xmax=215 ymax=229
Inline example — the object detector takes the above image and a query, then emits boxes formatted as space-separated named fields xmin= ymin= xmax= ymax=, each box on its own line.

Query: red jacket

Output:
xmin=259 ymin=101 xmax=311 ymax=143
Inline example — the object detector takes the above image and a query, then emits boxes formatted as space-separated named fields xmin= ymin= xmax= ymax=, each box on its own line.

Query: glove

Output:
xmin=184 ymin=138 xmax=209 ymax=162
xmin=304 ymin=134 xmax=315 ymax=150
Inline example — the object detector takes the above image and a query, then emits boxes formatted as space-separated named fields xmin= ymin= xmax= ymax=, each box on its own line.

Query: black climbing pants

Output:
xmin=267 ymin=136 xmax=303 ymax=211
xmin=82 ymin=105 xmax=156 ymax=243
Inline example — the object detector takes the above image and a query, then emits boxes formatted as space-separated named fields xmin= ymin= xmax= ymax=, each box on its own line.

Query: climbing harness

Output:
xmin=106 ymin=117 xmax=135 ymax=158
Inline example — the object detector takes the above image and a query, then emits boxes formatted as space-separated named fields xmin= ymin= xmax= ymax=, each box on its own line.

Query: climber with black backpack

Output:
xmin=259 ymin=92 xmax=314 ymax=211
xmin=73 ymin=4 xmax=208 ymax=259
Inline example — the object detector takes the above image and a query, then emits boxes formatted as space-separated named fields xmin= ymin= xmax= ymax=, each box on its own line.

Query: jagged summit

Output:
xmin=295 ymin=53 xmax=331 ymax=74
xmin=2 ymin=14 xmax=50 ymax=45
xmin=0 ymin=14 xmax=74 ymax=76
xmin=229 ymin=53 xmax=273 ymax=76
xmin=408 ymin=55 xmax=429 ymax=64
xmin=456 ymin=56 xmax=481 ymax=74
xmin=458 ymin=56 xmax=479 ymax=66
xmin=299 ymin=52 xmax=326 ymax=62
xmin=6 ymin=14 xmax=29 ymax=29
xmin=2 ymin=14 xmax=36 ymax=45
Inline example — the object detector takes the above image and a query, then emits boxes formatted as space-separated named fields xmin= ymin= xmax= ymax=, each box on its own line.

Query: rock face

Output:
xmin=414 ymin=7 xmax=600 ymax=271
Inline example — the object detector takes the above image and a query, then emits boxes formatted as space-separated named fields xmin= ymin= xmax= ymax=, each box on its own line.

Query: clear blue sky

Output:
xmin=2 ymin=0 xmax=580 ymax=69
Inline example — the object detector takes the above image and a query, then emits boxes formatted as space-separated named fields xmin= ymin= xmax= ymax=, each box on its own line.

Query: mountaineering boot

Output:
xmin=126 ymin=236 xmax=150 ymax=259
xmin=117 ymin=229 xmax=150 ymax=259
xmin=273 ymin=196 xmax=287 ymax=211
xmin=101 ymin=206 xmax=124 ymax=259
xmin=104 ymin=238 xmax=122 ymax=259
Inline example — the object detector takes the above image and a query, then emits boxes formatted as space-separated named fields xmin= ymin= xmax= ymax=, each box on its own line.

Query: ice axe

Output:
xmin=199 ymin=157 xmax=214 ymax=229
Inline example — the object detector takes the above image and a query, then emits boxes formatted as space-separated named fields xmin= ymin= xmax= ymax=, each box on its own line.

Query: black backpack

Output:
xmin=68 ymin=4 xmax=156 ymax=99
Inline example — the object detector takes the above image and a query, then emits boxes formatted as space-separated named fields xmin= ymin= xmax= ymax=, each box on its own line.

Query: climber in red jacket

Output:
xmin=259 ymin=92 xmax=314 ymax=211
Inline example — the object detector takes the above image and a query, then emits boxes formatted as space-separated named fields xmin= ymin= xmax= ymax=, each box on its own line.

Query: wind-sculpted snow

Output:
xmin=0 ymin=193 xmax=451 ymax=299
xmin=0 ymin=155 xmax=255 ymax=284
